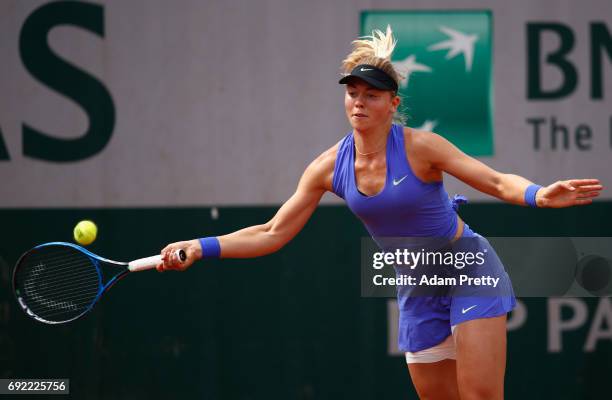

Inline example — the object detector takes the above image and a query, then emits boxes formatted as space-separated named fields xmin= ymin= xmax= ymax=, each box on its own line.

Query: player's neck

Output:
xmin=353 ymin=122 xmax=392 ymax=157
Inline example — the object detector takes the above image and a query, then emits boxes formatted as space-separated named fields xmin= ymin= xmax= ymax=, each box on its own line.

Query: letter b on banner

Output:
xmin=528 ymin=22 xmax=612 ymax=100
xmin=527 ymin=23 xmax=578 ymax=100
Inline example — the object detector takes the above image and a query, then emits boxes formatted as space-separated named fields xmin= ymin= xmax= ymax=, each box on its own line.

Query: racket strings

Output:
xmin=18 ymin=276 xmax=97 ymax=315
xmin=21 ymin=283 xmax=101 ymax=305
xmin=20 ymin=255 xmax=98 ymax=291
xmin=14 ymin=246 xmax=102 ymax=322
xmin=18 ymin=276 xmax=97 ymax=317
xmin=21 ymin=264 xmax=99 ymax=288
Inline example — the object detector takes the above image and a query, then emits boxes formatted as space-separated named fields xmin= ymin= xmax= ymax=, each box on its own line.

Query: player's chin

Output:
xmin=348 ymin=116 xmax=368 ymax=127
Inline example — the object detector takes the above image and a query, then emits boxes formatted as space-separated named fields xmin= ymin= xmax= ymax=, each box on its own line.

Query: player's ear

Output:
xmin=390 ymin=93 xmax=400 ymax=112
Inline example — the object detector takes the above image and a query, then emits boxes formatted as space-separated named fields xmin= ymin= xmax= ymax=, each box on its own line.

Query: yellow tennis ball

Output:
xmin=73 ymin=220 xmax=98 ymax=246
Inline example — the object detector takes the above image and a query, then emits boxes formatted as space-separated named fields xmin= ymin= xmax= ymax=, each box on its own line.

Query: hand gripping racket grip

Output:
xmin=128 ymin=249 xmax=187 ymax=272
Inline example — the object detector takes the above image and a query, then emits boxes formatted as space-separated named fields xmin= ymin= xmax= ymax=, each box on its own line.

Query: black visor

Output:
xmin=338 ymin=64 xmax=398 ymax=92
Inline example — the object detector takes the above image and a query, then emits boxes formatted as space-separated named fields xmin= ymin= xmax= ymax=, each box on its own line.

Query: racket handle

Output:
xmin=128 ymin=249 xmax=187 ymax=272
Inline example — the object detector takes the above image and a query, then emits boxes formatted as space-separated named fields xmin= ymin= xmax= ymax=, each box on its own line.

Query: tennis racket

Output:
xmin=12 ymin=242 xmax=186 ymax=325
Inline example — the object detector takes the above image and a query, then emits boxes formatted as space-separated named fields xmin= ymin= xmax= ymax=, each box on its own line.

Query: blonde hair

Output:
xmin=341 ymin=25 xmax=406 ymax=124
xmin=340 ymin=25 xmax=404 ymax=92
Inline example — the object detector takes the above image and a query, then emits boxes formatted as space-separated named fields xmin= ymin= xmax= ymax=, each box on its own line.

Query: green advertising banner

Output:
xmin=362 ymin=11 xmax=494 ymax=156
xmin=1 ymin=203 xmax=612 ymax=399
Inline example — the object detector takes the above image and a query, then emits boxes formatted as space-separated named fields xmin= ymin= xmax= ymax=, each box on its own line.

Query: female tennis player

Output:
xmin=158 ymin=27 xmax=602 ymax=400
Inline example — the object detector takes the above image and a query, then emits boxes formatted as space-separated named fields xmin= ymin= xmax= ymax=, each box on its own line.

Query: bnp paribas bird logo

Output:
xmin=361 ymin=11 xmax=493 ymax=156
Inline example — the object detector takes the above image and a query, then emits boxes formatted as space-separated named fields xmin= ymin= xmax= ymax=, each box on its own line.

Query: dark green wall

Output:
xmin=1 ymin=202 xmax=611 ymax=399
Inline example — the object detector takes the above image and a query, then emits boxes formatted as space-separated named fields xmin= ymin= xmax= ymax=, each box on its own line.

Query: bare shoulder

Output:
xmin=403 ymin=126 xmax=445 ymax=153
xmin=303 ymin=142 xmax=339 ymax=192
xmin=402 ymin=126 xmax=470 ymax=173
xmin=403 ymin=127 xmax=457 ymax=164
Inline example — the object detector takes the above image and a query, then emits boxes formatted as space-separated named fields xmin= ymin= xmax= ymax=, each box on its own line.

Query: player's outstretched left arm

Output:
xmin=414 ymin=129 xmax=604 ymax=208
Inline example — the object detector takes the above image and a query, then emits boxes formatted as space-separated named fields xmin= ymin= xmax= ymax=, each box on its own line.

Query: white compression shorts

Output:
xmin=404 ymin=325 xmax=458 ymax=364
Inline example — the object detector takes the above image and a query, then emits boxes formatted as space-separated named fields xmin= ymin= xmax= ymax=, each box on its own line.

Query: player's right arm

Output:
xmin=216 ymin=147 xmax=335 ymax=258
xmin=158 ymin=145 xmax=337 ymax=271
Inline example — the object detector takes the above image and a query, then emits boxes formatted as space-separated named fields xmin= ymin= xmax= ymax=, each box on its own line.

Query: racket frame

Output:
xmin=13 ymin=242 xmax=130 ymax=324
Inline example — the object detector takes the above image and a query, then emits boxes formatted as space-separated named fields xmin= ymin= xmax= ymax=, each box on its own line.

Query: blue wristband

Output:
xmin=199 ymin=236 xmax=221 ymax=259
xmin=524 ymin=184 xmax=542 ymax=207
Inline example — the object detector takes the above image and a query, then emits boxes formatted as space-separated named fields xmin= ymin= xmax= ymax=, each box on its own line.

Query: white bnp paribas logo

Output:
xmin=427 ymin=26 xmax=478 ymax=72
xmin=362 ymin=12 xmax=494 ymax=156
xmin=393 ymin=55 xmax=432 ymax=88
xmin=398 ymin=26 xmax=477 ymax=133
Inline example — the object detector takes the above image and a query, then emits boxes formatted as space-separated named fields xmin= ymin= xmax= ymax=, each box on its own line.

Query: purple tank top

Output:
xmin=332 ymin=124 xmax=459 ymax=240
